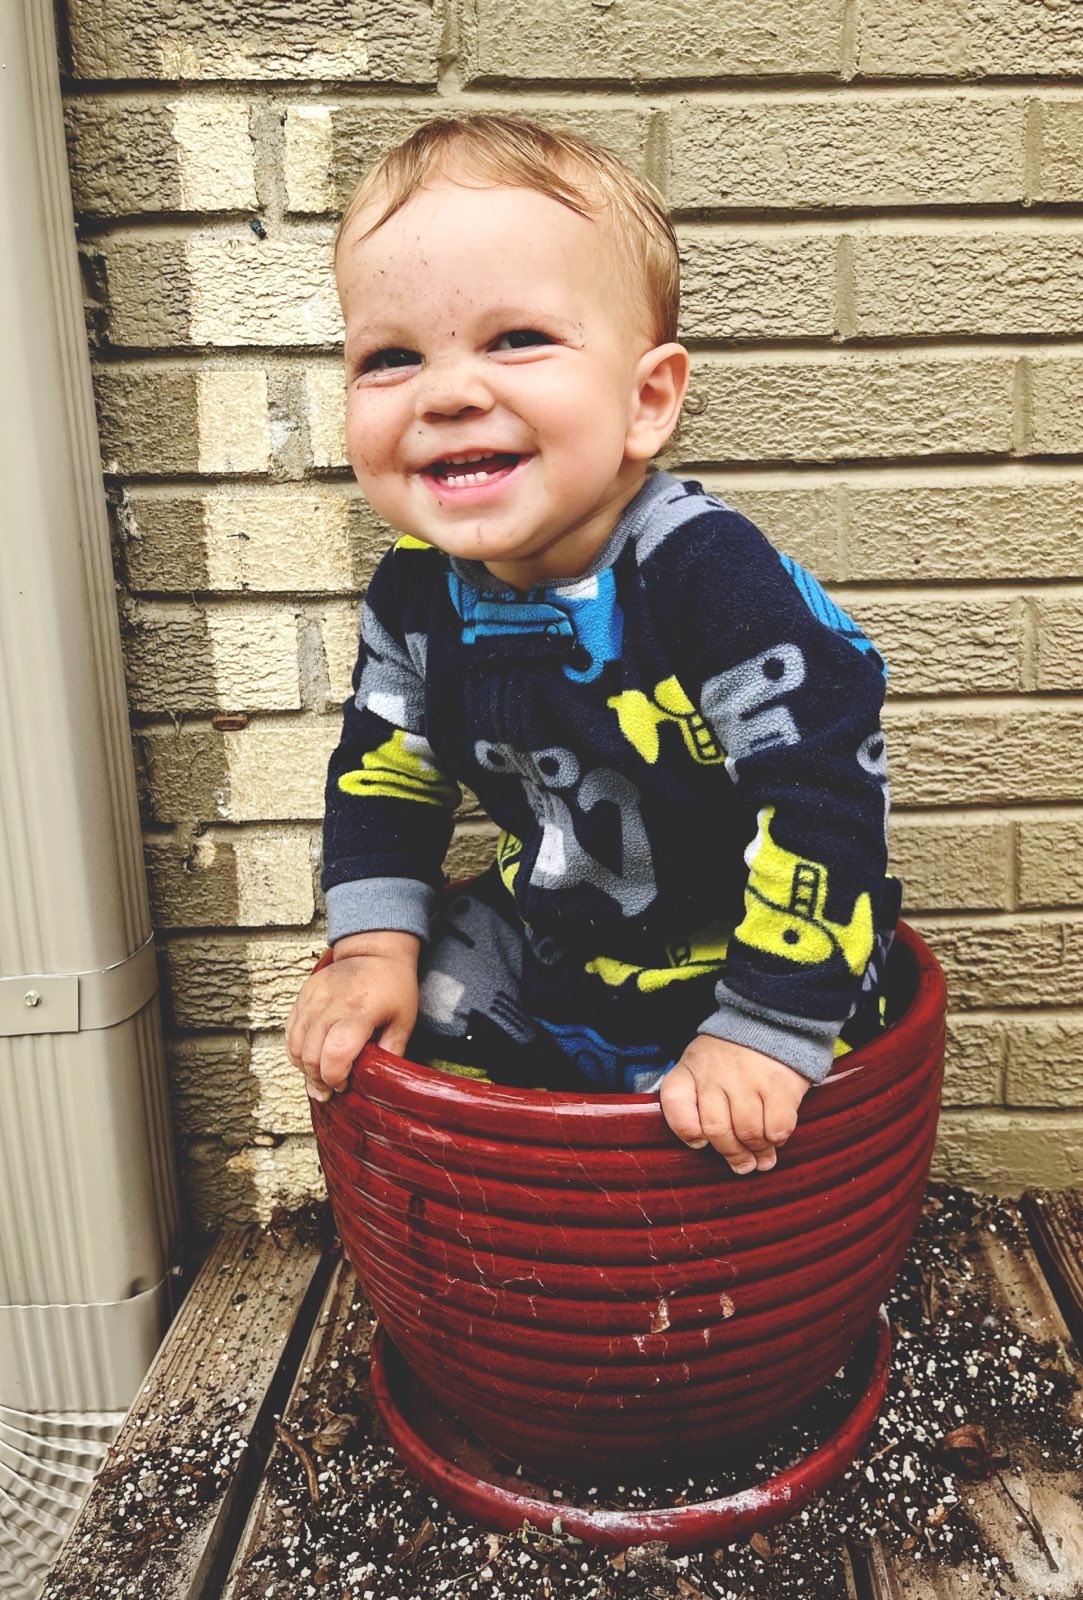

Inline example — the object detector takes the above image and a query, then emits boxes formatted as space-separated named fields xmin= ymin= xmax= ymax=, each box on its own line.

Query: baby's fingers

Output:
xmin=660 ymin=1067 xmax=758 ymax=1174
xmin=697 ymin=1085 xmax=761 ymax=1175
xmin=284 ymin=1001 xmax=314 ymax=1076
xmin=723 ymin=1085 xmax=779 ymax=1173
xmin=319 ymin=1017 xmax=369 ymax=1091
xmin=285 ymin=1007 xmax=362 ymax=1101
xmin=295 ymin=1014 xmax=338 ymax=1101
xmin=659 ymin=1062 xmax=709 ymax=1150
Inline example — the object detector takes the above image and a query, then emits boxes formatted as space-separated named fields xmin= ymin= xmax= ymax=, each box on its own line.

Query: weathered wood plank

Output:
xmin=40 ymin=1193 xmax=1083 ymax=1599
xmin=220 ymin=1255 xmax=374 ymax=1599
xmin=41 ymin=1224 xmax=332 ymax=1600
xmin=1022 ymin=1188 xmax=1083 ymax=1348
xmin=859 ymin=1200 xmax=1083 ymax=1600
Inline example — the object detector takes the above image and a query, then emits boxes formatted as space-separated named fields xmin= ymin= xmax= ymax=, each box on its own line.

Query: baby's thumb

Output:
xmin=380 ymin=1017 xmax=412 ymax=1056
xmin=375 ymin=1009 xmax=415 ymax=1057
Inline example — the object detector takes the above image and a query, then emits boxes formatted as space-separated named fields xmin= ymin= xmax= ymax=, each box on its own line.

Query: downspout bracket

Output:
xmin=0 ymin=936 xmax=158 ymax=1037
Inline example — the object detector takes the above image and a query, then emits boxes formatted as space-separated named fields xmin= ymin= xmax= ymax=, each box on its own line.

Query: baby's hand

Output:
xmin=285 ymin=931 xmax=420 ymax=1103
xmin=659 ymin=1034 xmax=810 ymax=1175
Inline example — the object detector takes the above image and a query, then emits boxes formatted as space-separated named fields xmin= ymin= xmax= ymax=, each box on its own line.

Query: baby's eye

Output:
xmin=492 ymin=329 xmax=554 ymax=351
xmin=362 ymin=347 xmax=420 ymax=373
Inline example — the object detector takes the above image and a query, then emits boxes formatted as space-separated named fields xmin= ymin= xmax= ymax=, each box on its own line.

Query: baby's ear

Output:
xmin=625 ymin=343 xmax=690 ymax=461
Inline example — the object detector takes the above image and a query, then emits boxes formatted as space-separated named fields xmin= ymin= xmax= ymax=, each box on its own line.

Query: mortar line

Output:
xmin=835 ymin=231 xmax=856 ymax=343
xmin=1012 ymin=355 xmax=1034 ymax=457
xmin=1024 ymin=96 xmax=1042 ymax=205
xmin=840 ymin=0 xmax=860 ymax=81
xmin=1020 ymin=595 xmax=1041 ymax=691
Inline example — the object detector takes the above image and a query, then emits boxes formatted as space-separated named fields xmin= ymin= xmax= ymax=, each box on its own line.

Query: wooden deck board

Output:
xmin=861 ymin=1200 xmax=1083 ymax=1600
xmin=220 ymin=1255 xmax=375 ymax=1600
xmin=1023 ymin=1189 xmax=1083 ymax=1349
xmin=43 ymin=1192 xmax=1083 ymax=1599
xmin=40 ymin=1225 xmax=331 ymax=1600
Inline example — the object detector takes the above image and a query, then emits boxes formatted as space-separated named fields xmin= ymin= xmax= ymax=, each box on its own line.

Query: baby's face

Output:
xmin=337 ymin=182 xmax=658 ymax=589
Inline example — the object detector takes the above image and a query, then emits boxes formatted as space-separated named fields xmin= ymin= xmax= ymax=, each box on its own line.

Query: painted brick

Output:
xmin=1034 ymin=596 xmax=1083 ymax=691
xmin=678 ymin=232 xmax=835 ymax=342
xmin=1037 ymin=97 xmax=1083 ymax=203
xmin=249 ymin=1032 xmax=316 ymax=1135
xmin=98 ymin=367 xmax=198 ymax=474
xmin=283 ymin=106 xmax=338 ymax=216
xmin=462 ymin=0 xmax=846 ymax=83
xmin=62 ymin=3 xmax=1083 ymax=1210
xmin=196 ymin=370 xmax=274 ymax=475
xmin=88 ymin=238 xmax=191 ymax=347
xmin=182 ymin=1137 xmax=323 ymax=1230
xmin=67 ymin=99 xmax=182 ymax=214
xmin=1004 ymin=1015 xmax=1083 ymax=1105
xmin=284 ymin=102 xmax=656 ymax=215
xmin=305 ymin=362 xmax=348 ymax=469
xmin=1028 ymin=354 xmax=1083 ymax=456
xmin=669 ymin=96 xmax=1025 ymax=212
xmin=931 ymin=1111 xmax=1083 ymax=1192
xmin=1018 ymin=813 xmax=1083 ymax=908
xmin=95 ymin=366 xmax=271 ymax=476
xmin=170 ymin=98 xmax=258 ymax=212
xmin=68 ymin=0 xmax=437 ymax=85
xmin=885 ymin=706 xmax=1082 ymax=808
xmin=857 ymin=0 xmax=1083 ymax=79
xmin=891 ymin=814 xmax=1014 ymax=914
xmin=123 ymin=601 xmax=300 ymax=713
xmin=164 ymin=934 xmax=325 ymax=1029
xmin=846 ymin=593 xmax=1022 ymax=695
xmin=320 ymin=602 xmax=362 ymax=700
xmin=145 ymin=825 xmax=316 ymax=928
xmin=66 ymin=97 xmax=256 ymax=215
xmin=123 ymin=489 xmax=389 ymax=594
xmin=843 ymin=475 xmax=1083 ymax=583
xmin=168 ymin=1034 xmax=253 ymax=1143
xmin=851 ymin=228 xmax=1083 ymax=338
xmin=679 ymin=353 xmax=1014 ymax=466
xmin=168 ymin=1032 xmax=312 ymax=1141
xmin=913 ymin=917 xmax=1083 ymax=1010
xmin=187 ymin=233 xmax=338 ymax=347
xmin=140 ymin=718 xmax=338 ymax=824
xmin=94 ymin=232 xmax=339 ymax=350
xmin=940 ymin=1015 xmax=1005 ymax=1107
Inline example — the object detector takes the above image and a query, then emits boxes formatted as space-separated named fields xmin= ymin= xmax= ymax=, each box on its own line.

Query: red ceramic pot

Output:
xmin=312 ymin=920 xmax=945 ymax=1482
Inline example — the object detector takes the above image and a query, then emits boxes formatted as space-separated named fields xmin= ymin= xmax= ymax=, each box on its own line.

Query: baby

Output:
xmin=286 ymin=114 xmax=900 ymax=1176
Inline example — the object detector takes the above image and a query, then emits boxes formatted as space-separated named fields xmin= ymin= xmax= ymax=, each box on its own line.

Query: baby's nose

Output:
xmin=414 ymin=355 xmax=494 ymax=420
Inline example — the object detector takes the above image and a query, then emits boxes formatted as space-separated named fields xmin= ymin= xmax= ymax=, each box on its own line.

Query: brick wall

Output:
xmin=60 ymin=0 xmax=1083 ymax=1224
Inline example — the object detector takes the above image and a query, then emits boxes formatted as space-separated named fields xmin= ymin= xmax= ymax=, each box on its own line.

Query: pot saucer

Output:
xmin=369 ymin=1307 xmax=891 ymax=1555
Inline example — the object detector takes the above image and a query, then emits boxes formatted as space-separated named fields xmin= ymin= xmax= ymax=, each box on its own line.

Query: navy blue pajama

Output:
xmin=322 ymin=472 xmax=901 ymax=1090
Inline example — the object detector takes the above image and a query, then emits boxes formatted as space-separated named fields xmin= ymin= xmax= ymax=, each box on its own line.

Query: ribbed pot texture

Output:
xmin=312 ymin=920 xmax=946 ymax=1480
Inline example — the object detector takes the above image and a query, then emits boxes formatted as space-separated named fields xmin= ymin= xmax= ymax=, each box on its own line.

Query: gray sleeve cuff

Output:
xmin=698 ymin=980 xmax=844 ymax=1084
xmin=325 ymin=877 xmax=436 ymax=945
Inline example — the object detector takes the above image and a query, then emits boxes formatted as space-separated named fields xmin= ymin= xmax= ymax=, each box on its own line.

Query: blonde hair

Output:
xmin=334 ymin=114 xmax=680 ymax=346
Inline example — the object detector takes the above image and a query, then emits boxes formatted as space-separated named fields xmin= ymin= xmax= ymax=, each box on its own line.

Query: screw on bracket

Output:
xmin=24 ymin=989 xmax=42 ymax=1007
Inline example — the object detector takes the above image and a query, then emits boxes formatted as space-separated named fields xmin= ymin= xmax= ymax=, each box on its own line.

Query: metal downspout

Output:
xmin=0 ymin=4 xmax=181 ymax=1593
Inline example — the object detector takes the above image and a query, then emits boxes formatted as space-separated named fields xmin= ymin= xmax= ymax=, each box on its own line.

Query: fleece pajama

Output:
xmin=322 ymin=471 xmax=901 ymax=1090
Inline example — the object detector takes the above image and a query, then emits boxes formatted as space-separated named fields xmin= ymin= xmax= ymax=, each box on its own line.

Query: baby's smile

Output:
xmin=422 ymin=450 xmax=528 ymax=491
